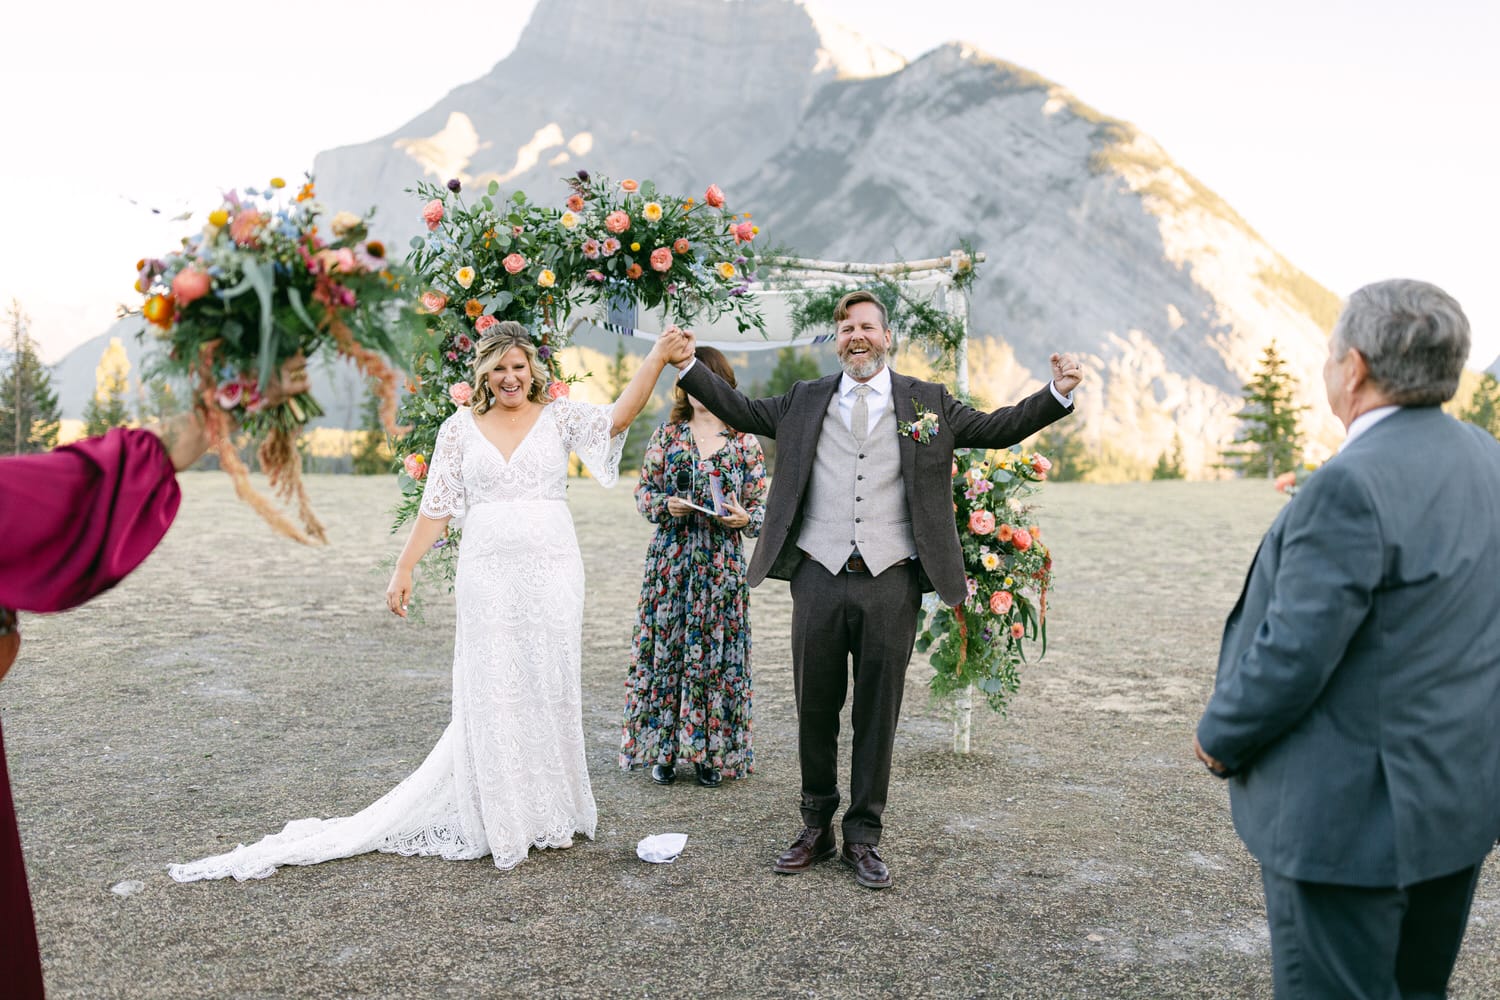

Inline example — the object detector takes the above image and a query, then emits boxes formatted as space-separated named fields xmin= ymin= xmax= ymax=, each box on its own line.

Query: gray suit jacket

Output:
xmin=677 ymin=363 xmax=1071 ymax=606
xmin=1198 ymin=407 xmax=1500 ymax=887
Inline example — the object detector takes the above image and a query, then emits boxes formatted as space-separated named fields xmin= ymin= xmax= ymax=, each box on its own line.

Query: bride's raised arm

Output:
xmin=608 ymin=327 xmax=693 ymax=436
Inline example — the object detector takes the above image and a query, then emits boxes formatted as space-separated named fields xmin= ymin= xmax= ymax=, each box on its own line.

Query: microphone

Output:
xmin=675 ymin=469 xmax=693 ymax=495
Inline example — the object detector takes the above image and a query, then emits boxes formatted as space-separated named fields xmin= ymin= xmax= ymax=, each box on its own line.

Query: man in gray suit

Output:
xmin=669 ymin=291 xmax=1081 ymax=888
xmin=1196 ymin=279 xmax=1500 ymax=998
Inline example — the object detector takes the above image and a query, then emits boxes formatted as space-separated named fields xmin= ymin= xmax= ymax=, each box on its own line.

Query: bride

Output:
xmin=170 ymin=322 xmax=689 ymax=880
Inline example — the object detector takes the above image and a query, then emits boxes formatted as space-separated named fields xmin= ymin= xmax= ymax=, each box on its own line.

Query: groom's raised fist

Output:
xmin=1050 ymin=352 xmax=1084 ymax=396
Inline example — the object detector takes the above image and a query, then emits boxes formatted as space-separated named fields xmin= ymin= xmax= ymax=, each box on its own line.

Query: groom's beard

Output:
xmin=839 ymin=339 xmax=887 ymax=380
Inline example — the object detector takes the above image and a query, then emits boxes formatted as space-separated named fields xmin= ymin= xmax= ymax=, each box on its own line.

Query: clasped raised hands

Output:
xmin=655 ymin=325 xmax=697 ymax=368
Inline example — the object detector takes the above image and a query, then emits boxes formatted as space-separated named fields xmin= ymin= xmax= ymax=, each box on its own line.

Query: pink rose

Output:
xmin=229 ymin=210 xmax=265 ymax=247
xmin=566 ymin=194 xmax=584 ymax=212
xmin=422 ymin=199 xmax=445 ymax=231
xmin=601 ymin=237 xmax=622 ymax=256
xmin=1012 ymin=528 xmax=1032 ymax=551
xmin=215 ymin=381 xmax=244 ymax=410
xmin=171 ymin=268 xmax=212 ymax=306
xmin=586 ymin=269 xmax=605 ymax=282
xmin=502 ymin=253 xmax=527 ymax=274
xmin=420 ymin=291 xmax=447 ymax=313
xmin=1032 ymin=454 xmax=1052 ymax=476
xmin=1274 ymin=471 xmax=1297 ymax=493
xmin=704 ymin=184 xmax=725 ymax=208
xmin=649 ymin=247 xmax=673 ymax=272
xmin=455 ymin=333 xmax=473 ymax=352
xmin=605 ymin=211 xmax=631 ymax=234
xmin=673 ymin=237 xmax=690 ymax=254
xmin=582 ymin=238 xmax=601 ymax=259
xmin=1010 ymin=622 xmax=1025 ymax=639
xmin=404 ymin=454 xmax=428 ymax=480
xmin=448 ymin=382 xmax=473 ymax=406
xmin=989 ymin=591 xmax=1014 ymax=615
xmin=968 ymin=510 xmax=996 ymax=535
xmin=445 ymin=351 xmax=458 ymax=361
xmin=512 ymin=225 xmax=525 ymax=236
xmin=732 ymin=220 xmax=755 ymax=243
xmin=474 ymin=315 xmax=499 ymax=334
xmin=546 ymin=381 xmax=569 ymax=399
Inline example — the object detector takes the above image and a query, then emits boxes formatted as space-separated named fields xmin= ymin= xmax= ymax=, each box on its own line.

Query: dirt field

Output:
xmin=6 ymin=473 xmax=1497 ymax=999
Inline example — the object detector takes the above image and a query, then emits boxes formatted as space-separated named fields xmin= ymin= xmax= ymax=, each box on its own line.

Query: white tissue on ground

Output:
xmin=636 ymin=832 xmax=688 ymax=863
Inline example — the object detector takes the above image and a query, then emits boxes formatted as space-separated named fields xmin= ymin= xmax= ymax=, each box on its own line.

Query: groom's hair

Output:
xmin=834 ymin=290 xmax=889 ymax=330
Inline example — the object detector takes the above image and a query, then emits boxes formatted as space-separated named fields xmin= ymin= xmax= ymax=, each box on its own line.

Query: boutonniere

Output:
xmin=898 ymin=400 xmax=940 ymax=444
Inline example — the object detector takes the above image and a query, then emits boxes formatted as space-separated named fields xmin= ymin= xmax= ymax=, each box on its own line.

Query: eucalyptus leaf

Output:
xmin=488 ymin=180 xmax=500 ymax=196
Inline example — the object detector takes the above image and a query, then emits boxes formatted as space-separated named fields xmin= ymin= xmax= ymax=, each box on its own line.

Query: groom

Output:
xmin=670 ymin=291 xmax=1081 ymax=888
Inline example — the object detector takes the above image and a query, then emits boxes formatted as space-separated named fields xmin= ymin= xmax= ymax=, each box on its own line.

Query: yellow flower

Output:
xmin=1004 ymin=576 xmax=1015 ymax=587
xmin=981 ymin=553 xmax=1000 ymax=571
xmin=752 ymin=226 xmax=759 ymax=234
xmin=456 ymin=266 xmax=475 ymax=289
xmin=716 ymin=262 xmax=736 ymax=280
xmin=630 ymin=242 xmax=641 ymax=252
xmin=269 ymin=177 xmax=286 ymax=189
xmin=207 ymin=209 xmax=229 ymax=228
xmin=538 ymin=269 xmax=556 ymax=288
xmin=560 ymin=211 xmax=579 ymax=229
xmin=642 ymin=201 xmax=663 ymax=222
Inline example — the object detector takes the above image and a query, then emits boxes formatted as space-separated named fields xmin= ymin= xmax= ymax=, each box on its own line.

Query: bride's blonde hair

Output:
xmin=471 ymin=323 xmax=548 ymax=415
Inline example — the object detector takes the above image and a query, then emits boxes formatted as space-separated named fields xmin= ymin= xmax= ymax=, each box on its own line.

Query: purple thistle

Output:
xmin=538 ymin=345 xmax=553 ymax=360
xmin=576 ymin=169 xmax=590 ymax=183
xmin=447 ymin=178 xmax=461 ymax=193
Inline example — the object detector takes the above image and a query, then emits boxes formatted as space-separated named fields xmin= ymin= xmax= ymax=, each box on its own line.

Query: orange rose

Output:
xmin=620 ymin=179 xmax=639 ymax=192
xmin=1010 ymin=622 xmax=1025 ymax=639
xmin=1012 ymin=528 xmax=1033 ymax=551
xmin=989 ymin=591 xmax=1014 ymax=615
xmin=626 ymin=263 xmax=644 ymax=280
xmin=465 ymin=299 xmax=484 ymax=318
xmin=997 ymin=524 xmax=1014 ymax=543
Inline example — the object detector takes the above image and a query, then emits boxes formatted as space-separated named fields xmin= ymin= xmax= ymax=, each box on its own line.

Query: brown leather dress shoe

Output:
xmin=773 ymin=826 xmax=836 ymax=874
xmin=841 ymin=842 xmax=891 ymax=889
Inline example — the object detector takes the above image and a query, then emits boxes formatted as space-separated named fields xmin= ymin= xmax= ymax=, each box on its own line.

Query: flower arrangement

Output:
xmin=1274 ymin=460 xmax=1321 ymax=496
xmin=917 ymin=446 xmax=1054 ymax=713
xmin=898 ymin=401 xmax=940 ymax=444
xmin=392 ymin=171 xmax=771 ymax=557
xmin=135 ymin=175 xmax=418 ymax=543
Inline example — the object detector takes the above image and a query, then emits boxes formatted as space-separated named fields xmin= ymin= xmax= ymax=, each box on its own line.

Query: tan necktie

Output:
xmin=851 ymin=384 xmax=872 ymax=443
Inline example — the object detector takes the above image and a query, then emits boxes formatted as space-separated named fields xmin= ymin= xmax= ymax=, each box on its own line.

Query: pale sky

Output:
xmin=2 ymin=0 xmax=1495 ymax=368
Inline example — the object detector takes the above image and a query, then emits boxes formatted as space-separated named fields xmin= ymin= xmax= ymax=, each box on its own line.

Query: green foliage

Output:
xmin=1459 ymin=373 xmax=1500 ymax=439
xmin=1151 ymin=433 xmax=1186 ymax=480
xmin=1 ymin=301 xmax=61 ymax=453
xmin=916 ymin=447 xmax=1054 ymax=714
xmin=353 ymin=378 xmax=394 ymax=475
xmin=1029 ymin=424 xmax=1093 ymax=482
xmin=82 ymin=339 xmax=132 ymax=438
xmin=1221 ymin=340 xmax=1307 ymax=478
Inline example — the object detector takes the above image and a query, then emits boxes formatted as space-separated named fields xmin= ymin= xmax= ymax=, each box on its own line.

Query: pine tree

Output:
xmin=1151 ymin=432 xmax=1187 ymax=480
xmin=1459 ymin=373 xmax=1500 ymax=439
xmin=752 ymin=346 xmax=822 ymax=397
xmin=1029 ymin=421 xmax=1093 ymax=482
xmin=0 ymin=300 xmax=62 ymax=454
xmin=352 ymin=378 xmax=393 ymax=474
xmin=1221 ymin=340 xmax=1307 ymax=477
xmin=82 ymin=337 xmax=133 ymax=437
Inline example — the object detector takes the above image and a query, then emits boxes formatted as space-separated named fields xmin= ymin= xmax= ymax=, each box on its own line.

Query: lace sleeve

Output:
xmin=552 ymin=398 xmax=626 ymax=488
xmin=418 ymin=413 xmax=466 ymax=522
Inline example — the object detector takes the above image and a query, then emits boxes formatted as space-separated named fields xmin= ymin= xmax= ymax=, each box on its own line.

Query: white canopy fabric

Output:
xmin=591 ymin=276 xmax=951 ymax=351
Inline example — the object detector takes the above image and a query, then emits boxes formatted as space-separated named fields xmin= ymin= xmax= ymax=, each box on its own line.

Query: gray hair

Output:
xmin=1331 ymin=279 xmax=1470 ymax=406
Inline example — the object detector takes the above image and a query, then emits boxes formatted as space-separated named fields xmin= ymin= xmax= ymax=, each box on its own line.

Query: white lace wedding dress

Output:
xmin=169 ymin=398 xmax=625 ymax=881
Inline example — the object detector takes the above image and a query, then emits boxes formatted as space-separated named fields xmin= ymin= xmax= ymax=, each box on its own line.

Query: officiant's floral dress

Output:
xmin=620 ymin=421 xmax=766 ymax=778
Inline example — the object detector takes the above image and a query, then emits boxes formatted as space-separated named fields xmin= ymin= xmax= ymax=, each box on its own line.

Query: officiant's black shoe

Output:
xmin=841 ymin=842 xmax=891 ymax=890
xmin=773 ymin=826 xmax=836 ymax=874
xmin=650 ymin=763 xmax=676 ymax=785
xmin=695 ymin=763 xmax=721 ymax=788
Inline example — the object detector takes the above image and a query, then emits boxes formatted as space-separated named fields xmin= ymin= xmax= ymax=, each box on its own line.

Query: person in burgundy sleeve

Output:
xmin=0 ymin=362 xmax=308 ymax=999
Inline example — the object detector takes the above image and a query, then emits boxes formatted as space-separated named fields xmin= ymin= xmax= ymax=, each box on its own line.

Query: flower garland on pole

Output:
xmin=393 ymin=171 xmax=769 ymax=579
xmin=135 ymin=175 xmax=419 ymax=544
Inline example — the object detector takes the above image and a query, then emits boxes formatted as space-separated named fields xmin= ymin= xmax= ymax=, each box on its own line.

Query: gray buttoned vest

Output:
xmin=797 ymin=387 xmax=916 ymax=576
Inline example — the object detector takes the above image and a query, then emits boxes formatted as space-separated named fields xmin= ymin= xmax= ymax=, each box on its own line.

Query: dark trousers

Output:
xmin=1261 ymin=862 xmax=1483 ymax=1000
xmin=788 ymin=557 xmax=922 ymax=846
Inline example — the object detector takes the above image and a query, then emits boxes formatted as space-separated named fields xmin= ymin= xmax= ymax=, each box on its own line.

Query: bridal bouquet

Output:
xmin=135 ymin=176 xmax=418 ymax=543
xmin=1274 ymin=460 xmax=1321 ymax=496
xmin=917 ymin=447 xmax=1054 ymax=713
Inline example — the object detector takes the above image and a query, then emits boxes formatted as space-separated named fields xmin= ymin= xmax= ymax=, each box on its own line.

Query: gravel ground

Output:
xmin=5 ymin=472 xmax=1497 ymax=999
